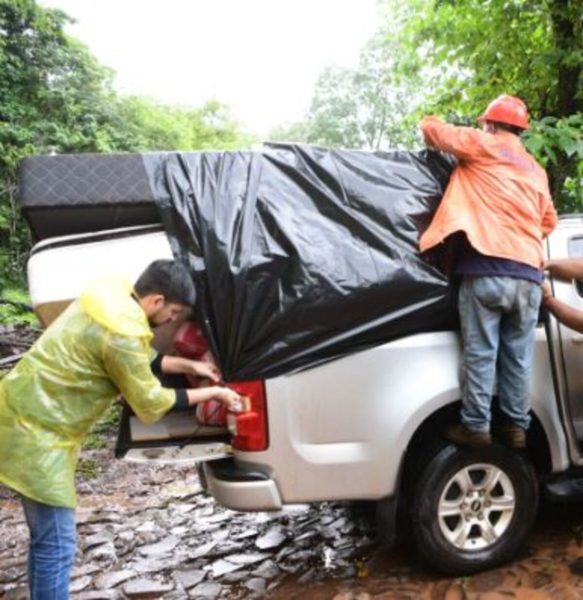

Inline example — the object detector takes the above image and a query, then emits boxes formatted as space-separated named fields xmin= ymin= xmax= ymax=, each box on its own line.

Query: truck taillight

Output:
xmin=226 ymin=380 xmax=268 ymax=451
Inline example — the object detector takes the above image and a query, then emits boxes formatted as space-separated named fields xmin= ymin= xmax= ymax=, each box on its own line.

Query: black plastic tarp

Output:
xmin=144 ymin=144 xmax=456 ymax=381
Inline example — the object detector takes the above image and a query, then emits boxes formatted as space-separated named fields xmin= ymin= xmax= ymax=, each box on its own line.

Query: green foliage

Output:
xmin=306 ymin=65 xmax=364 ymax=148
xmin=524 ymin=114 xmax=583 ymax=168
xmin=269 ymin=25 xmax=422 ymax=150
xmin=103 ymin=96 xmax=253 ymax=153
xmin=0 ymin=286 xmax=37 ymax=325
xmin=0 ymin=0 xmax=252 ymax=284
xmin=83 ymin=402 xmax=122 ymax=450
xmin=391 ymin=0 xmax=583 ymax=210
xmin=76 ymin=457 xmax=100 ymax=479
xmin=268 ymin=120 xmax=311 ymax=144
xmin=523 ymin=115 xmax=583 ymax=213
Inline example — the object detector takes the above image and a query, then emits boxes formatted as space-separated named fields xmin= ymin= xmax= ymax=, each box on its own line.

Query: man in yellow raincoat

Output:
xmin=0 ymin=259 xmax=243 ymax=599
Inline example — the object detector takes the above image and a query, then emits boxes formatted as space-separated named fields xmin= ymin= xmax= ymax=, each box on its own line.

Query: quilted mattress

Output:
xmin=19 ymin=153 xmax=161 ymax=240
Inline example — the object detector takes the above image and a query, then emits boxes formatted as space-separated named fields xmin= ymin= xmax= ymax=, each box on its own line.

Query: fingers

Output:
xmin=204 ymin=365 xmax=221 ymax=383
xmin=541 ymin=280 xmax=553 ymax=304
xmin=210 ymin=365 xmax=221 ymax=382
xmin=192 ymin=360 xmax=221 ymax=383
xmin=222 ymin=389 xmax=245 ymax=412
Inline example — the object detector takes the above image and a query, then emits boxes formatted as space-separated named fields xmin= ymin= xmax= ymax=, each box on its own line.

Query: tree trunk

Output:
xmin=548 ymin=0 xmax=582 ymax=117
xmin=545 ymin=0 xmax=582 ymax=210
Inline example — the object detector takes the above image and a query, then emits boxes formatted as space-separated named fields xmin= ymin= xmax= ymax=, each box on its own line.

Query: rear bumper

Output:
xmin=202 ymin=458 xmax=283 ymax=511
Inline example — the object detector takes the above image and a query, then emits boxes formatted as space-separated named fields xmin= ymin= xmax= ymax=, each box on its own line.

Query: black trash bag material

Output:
xmin=143 ymin=144 xmax=456 ymax=381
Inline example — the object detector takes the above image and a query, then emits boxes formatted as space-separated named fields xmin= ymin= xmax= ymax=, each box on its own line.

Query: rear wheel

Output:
xmin=410 ymin=443 xmax=538 ymax=574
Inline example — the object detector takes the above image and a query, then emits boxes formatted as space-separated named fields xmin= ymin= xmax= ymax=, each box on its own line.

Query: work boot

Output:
xmin=445 ymin=423 xmax=492 ymax=448
xmin=499 ymin=423 xmax=527 ymax=449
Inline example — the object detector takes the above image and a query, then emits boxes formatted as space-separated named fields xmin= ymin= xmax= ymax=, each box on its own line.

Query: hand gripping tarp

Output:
xmin=144 ymin=144 xmax=456 ymax=380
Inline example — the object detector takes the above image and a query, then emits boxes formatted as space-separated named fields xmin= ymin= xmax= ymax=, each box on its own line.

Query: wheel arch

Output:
xmin=397 ymin=401 xmax=553 ymax=499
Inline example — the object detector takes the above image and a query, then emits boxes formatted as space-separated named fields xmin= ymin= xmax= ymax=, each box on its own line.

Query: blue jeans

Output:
xmin=21 ymin=496 xmax=76 ymax=600
xmin=458 ymin=276 xmax=541 ymax=432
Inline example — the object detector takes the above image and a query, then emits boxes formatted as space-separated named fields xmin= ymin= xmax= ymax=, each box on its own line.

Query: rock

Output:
xmin=135 ymin=531 xmax=164 ymax=546
xmin=175 ymin=569 xmax=206 ymax=590
xmin=0 ymin=556 xmax=26 ymax=571
xmin=86 ymin=541 xmax=117 ymax=564
xmin=274 ymin=546 xmax=295 ymax=562
xmin=135 ymin=521 xmax=157 ymax=533
xmin=71 ymin=563 xmax=103 ymax=579
xmin=204 ymin=511 xmax=233 ymax=524
xmin=117 ymin=530 xmax=136 ymax=543
xmin=130 ymin=556 xmax=179 ymax=574
xmin=70 ymin=575 xmax=93 ymax=592
xmin=278 ymin=562 xmax=301 ymax=574
xmin=0 ymin=567 xmax=25 ymax=584
xmin=82 ymin=511 xmax=120 ymax=525
xmin=286 ymin=549 xmax=313 ymax=562
xmin=220 ymin=571 xmax=251 ymax=584
xmin=123 ymin=578 xmax=174 ymax=597
xmin=210 ymin=558 xmax=243 ymax=577
xmin=245 ymin=577 xmax=267 ymax=595
xmin=188 ymin=581 xmax=222 ymax=599
xmin=321 ymin=525 xmax=338 ymax=540
xmin=206 ymin=540 xmax=246 ymax=558
xmin=209 ymin=529 xmax=230 ymax=543
xmin=74 ymin=592 xmax=118 ymax=600
xmin=138 ymin=535 xmax=180 ymax=557
xmin=293 ymin=530 xmax=318 ymax=545
xmin=252 ymin=559 xmax=280 ymax=579
xmin=2 ymin=587 xmax=29 ymax=600
xmin=255 ymin=526 xmax=287 ymax=550
xmin=173 ymin=503 xmax=197 ymax=514
xmin=187 ymin=540 xmax=217 ymax=559
xmin=82 ymin=531 xmax=114 ymax=551
xmin=230 ymin=528 xmax=259 ymax=541
xmin=227 ymin=552 xmax=270 ymax=566
xmin=94 ymin=569 xmax=136 ymax=590
xmin=254 ymin=511 xmax=285 ymax=524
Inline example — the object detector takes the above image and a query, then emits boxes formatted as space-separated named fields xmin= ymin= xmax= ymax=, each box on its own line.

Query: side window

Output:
xmin=567 ymin=236 xmax=583 ymax=297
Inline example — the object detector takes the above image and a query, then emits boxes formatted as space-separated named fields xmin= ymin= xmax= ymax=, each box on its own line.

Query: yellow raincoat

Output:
xmin=0 ymin=276 xmax=176 ymax=508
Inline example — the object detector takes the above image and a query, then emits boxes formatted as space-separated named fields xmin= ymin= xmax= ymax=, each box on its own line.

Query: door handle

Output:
xmin=571 ymin=335 xmax=583 ymax=345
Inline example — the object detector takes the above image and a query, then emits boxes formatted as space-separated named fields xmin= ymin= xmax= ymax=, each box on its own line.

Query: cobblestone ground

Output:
xmin=4 ymin=326 xmax=583 ymax=599
xmin=2 ymin=443 xmax=583 ymax=599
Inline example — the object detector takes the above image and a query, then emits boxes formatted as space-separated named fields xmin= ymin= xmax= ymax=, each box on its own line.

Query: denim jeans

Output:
xmin=458 ymin=276 xmax=541 ymax=432
xmin=21 ymin=496 xmax=76 ymax=600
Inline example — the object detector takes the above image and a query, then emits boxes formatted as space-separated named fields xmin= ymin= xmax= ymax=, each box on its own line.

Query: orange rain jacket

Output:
xmin=419 ymin=116 xmax=557 ymax=269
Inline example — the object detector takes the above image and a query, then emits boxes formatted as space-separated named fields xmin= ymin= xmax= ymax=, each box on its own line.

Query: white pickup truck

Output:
xmin=26 ymin=215 xmax=583 ymax=575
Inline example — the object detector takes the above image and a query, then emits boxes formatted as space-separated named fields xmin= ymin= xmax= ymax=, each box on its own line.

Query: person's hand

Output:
xmin=541 ymin=280 xmax=553 ymax=304
xmin=212 ymin=387 xmax=245 ymax=413
xmin=188 ymin=360 xmax=221 ymax=383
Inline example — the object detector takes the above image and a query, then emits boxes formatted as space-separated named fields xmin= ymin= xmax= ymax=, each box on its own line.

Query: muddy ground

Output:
xmin=4 ymin=326 xmax=583 ymax=598
xmin=2 ymin=441 xmax=583 ymax=599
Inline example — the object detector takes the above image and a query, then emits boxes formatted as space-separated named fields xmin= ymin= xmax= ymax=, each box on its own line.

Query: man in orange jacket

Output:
xmin=419 ymin=95 xmax=557 ymax=448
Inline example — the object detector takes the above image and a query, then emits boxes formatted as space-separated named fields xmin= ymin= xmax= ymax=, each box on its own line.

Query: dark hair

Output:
xmin=134 ymin=260 xmax=196 ymax=306
xmin=489 ymin=120 xmax=524 ymax=136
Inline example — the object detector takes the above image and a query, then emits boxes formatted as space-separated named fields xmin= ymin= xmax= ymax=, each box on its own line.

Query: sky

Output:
xmin=38 ymin=0 xmax=380 ymax=136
